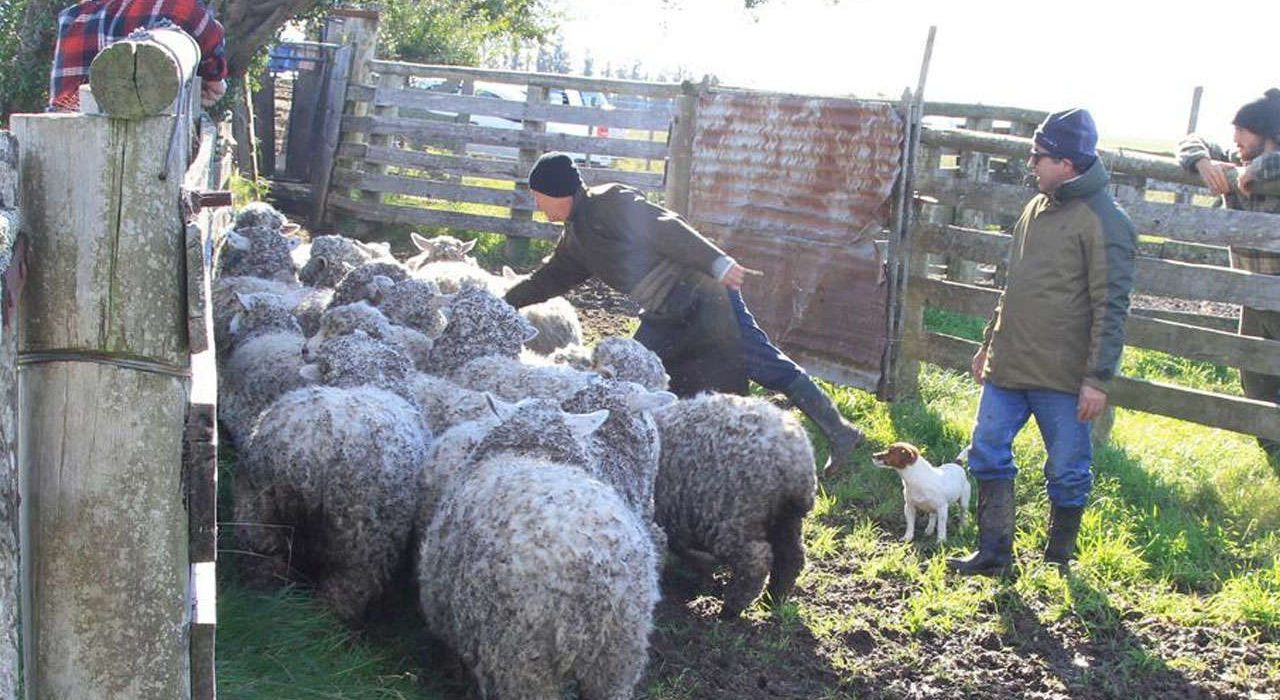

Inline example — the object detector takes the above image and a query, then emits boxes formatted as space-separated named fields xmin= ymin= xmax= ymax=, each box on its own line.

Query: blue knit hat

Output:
xmin=1034 ymin=108 xmax=1098 ymax=172
xmin=528 ymin=152 xmax=582 ymax=197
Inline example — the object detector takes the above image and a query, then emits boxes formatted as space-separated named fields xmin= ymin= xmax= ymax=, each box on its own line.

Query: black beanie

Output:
xmin=528 ymin=152 xmax=582 ymax=197
xmin=1233 ymin=88 xmax=1280 ymax=140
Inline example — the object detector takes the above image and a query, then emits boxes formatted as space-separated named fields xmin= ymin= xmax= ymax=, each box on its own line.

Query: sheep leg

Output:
xmin=577 ymin=645 xmax=647 ymax=700
xmin=766 ymin=513 xmax=806 ymax=604
xmin=719 ymin=540 xmax=772 ymax=619
xmin=316 ymin=563 xmax=384 ymax=626
xmin=231 ymin=485 xmax=295 ymax=587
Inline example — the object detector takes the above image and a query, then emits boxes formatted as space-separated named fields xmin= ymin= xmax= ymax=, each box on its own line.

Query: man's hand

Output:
xmin=1077 ymin=384 xmax=1108 ymax=422
xmin=970 ymin=347 xmax=987 ymax=384
xmin=1195 ymin=158 xmax=1235 ymax=196
xmin=721 ymin=262 xmax=762 ymax=291
xmin=201 ymin=79 xmax=227 ymax=108
xmin=1240 ymin=164 xmax=1259 ymax=196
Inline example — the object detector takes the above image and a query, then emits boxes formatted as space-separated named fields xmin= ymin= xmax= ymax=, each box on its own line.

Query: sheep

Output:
xmin=404 ymin=232 xmax=477 ymax=269
xmin=401 ymin=373 xmax=498 ymax=435
xmin=299 ymin=329 xmax=416 ymax=393
xmin=546 ymin=343 xmax=594 ymax=370
xmin=211 ymin=276 xmax=332 ymax=349
xmin=297 ymin=234 xmax=392 ymax=289
xmin=217 ymin=293 xmax=308 ymax=448
xmin=304 ymin=302 xmax=434 ymax=372
xmin=328 ymin=260 xmax=410 ymax=309
xmin=411 ymin=259 xmax=504 ymax=295
xmin=654 ymin=393 xmax=817 ymax=618
xmin=562 ymin=380 xmax=676 ymax=552
xmin=453 ymin=353 xmax=599 ymax=402
xmin=520 ymin=295 xmax=584 ymax=355
xmin=374 ymin=278 xmax=450 ymax=338
xmin=231 ymin=201 xmax=296 ymax=233
xmin=418 ymin=400 xmax=659 ymax=700
xmin=425 ymin=286 xmax=538 ymax=377
xmin=592 ymin=336 xmax=670 ymax=391
xmin=216 ymin=224 xmax=300 ymax=284
xmin=235 ymin=333 xmax=430 ymax=624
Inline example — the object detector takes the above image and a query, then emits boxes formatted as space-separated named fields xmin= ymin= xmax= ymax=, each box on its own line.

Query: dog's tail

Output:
xmin=955 ymin=444 xmax=972 ymax=465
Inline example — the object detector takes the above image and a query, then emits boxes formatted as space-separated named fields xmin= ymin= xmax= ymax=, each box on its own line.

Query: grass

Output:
xmin=217 ymin=306 xmax=1280 ymax=698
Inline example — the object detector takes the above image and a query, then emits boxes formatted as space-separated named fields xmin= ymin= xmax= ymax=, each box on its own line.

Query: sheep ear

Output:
xmin=484 ymin=393 xmax=517 ymax=420
xmin=565 ymin=409 xmax=609 ymax=438
xmin=502 ymin=266 xmax=518 ymax=280
xmin=226 ymin=231 xmax=252 ymax=251
xmin=299 ymin=364 xmax=322 ymax=383
xmin=627 ymin=390 xmax=677 ymax=412
xmin=460 ymin=238 xmax=477 ymax=254
xmin=411 ymin=232 xmax=431 ymax=251
xmin=228 ymin=313 xmax=242 ymax=336
xmin=234 ymin=291 xmax=254 ymax=309
xmin=282 ymin=222 xmax=302 ymax=236
xmin=595 ymin=363 xmax=615 ymax=379
xmin=521 ymin=318 xmax=539 ymax=343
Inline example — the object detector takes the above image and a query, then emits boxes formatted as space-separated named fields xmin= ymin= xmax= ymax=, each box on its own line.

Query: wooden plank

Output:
xmin=921 ymin=331 xmax=1280 ymax=442
xmin=328 ymin=195 xmax=559 ymax=239
xmin=924 ymin=102 xmax=1049 ymax=125
xmin=365 ymin=87 xmax=673 ymax=131
xmin=1130 ymin=308 xmax=1238 ymax=333
xmin=341 ymin=114 xmax=670 ymax=160
xmin=0 ymin=205 xmax=18 ymax=700
xmin=917 ymin=173 xmax=1280 ymax=253
xmin=921 ymin=126 xmax=1199 ymax=186
xmin=1125 ymin=315 xmax=1280 ymax=375
xmin=915 ymin=276 xmax=999 ymax=318
xmin=915 ymin=223 xmax=1008 ymax=265
xmin=312 ymin=43 xmax=353 ymax=224
xmin=665 ymin=84 xmax=698 ymax=216
xmin=341 ymin=143 xmax=518 ymax=177
xmin=366 ymin=61 xmax=685 ymax=99
xmin=1137 ymin=257 xmax=1280 ymax=311
xmin=331 ymin=167 xmax=526 ymax=207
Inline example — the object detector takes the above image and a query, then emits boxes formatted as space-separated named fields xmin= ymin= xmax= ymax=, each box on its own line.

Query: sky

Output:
xmin=553 ymin=0 xmax=1280 ymax=147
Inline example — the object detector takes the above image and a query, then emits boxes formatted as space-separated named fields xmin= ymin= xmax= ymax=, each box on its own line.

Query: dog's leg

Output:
xmin=936 ymin=503 xmax=948 ymax=543
xmin=959 ymin=482 xmax=971 ymax=528
xmin=925 ymin=511 xmax=937 ymax=537
xmin=902 ymin=502 xmax=916 ymax=541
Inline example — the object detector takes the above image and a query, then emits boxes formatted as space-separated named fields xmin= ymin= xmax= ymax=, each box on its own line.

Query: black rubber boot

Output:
xmin=1043 ymin=504 xmax=1084 ymax=569
xmin=947 ymin=479 xmax=1015 ymax=576
xmin=784 ymin=374 xmax=864 ymax=476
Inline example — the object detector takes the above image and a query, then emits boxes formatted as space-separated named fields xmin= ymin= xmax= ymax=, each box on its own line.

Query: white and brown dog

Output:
xmin=872 ymin=442 xmax=972 ymax=544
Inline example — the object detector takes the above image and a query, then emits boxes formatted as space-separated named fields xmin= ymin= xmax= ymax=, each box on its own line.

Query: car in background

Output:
xmin=408 ymin=78 xmax=612 ymax=167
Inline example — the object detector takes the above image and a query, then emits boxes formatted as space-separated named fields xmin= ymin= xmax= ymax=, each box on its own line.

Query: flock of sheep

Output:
xmin=214 ymin=203 xmax=820 ymax=699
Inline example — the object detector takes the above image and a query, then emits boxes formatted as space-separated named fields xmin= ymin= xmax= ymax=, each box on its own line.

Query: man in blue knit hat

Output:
xmin=949 ymin=108 xmax=1137 ymax=576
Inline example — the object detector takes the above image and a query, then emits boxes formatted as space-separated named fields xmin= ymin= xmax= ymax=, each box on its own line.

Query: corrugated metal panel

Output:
xmin=687 ymin=91 xmax=904 ymax=391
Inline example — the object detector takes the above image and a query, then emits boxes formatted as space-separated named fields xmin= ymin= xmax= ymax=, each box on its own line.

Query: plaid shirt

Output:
xmin=1179 ymin=135 xmax=1280 ymax=275
xmin=49 ymin=0 xmax=227 ymax=111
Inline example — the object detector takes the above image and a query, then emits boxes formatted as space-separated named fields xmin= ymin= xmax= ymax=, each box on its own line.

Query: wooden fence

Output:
xmin=897 ymin=104 xmax=1280 ymax=441
xmin=265 ymin=10 xmax=688 ymax=243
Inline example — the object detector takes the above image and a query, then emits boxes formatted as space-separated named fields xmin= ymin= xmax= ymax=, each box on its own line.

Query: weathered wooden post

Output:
xmin=326 ymin=7 xmax=380 ymax=236
xmin=0 ymin=131 xmax=22 ymax=700
xmin=10 ymin=28 xmax=200 ymax=696
xmin=88 ymin=25 xmax=200 ymax=119
xmin=508 ymin=83 xmax=550 ymax=262
xmin=664 ymin=79 xmax=701 ymax=217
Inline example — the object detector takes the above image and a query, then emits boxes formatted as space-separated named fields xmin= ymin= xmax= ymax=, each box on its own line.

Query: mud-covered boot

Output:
xmin=784 ymin=374 xmax=864 ymax=476
xmin=947 ymin=479 xmax=1015 ymax=576
xmin=1043 ymin=504 xmax=1084 ymax=569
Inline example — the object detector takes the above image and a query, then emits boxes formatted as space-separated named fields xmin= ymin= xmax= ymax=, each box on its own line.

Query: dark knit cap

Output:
xmin=1233 ymin=88 xmax=1280 ymax=140
xmin=528 ymin=152 xmax=582 ymax=197
xmin=1034 ymin=108 xmax=1098 ymax=172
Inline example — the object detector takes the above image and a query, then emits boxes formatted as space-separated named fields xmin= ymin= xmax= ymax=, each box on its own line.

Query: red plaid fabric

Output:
xmin=49 ymin=0 xmax=227 ymax=111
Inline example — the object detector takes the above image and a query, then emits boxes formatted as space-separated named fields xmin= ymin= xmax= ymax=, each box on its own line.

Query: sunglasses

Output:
xmin=1029 ymin=151 xmax=1059 ymax=164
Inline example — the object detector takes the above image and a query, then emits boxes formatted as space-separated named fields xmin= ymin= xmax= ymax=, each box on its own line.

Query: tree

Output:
xmin=349 ymin=0 xmax=551 ymax=66
xmin=0 ymin=0 xmax=66 ymax=117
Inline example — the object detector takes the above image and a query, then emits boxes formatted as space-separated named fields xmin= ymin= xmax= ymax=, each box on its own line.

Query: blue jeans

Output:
xmin=969 ymin=383 xmax=1094 ymax=508
xmin=728 ymin=289 xmax=804 ymax=392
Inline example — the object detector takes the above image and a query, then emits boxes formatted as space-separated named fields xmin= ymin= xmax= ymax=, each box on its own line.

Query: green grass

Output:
xmin=218 ymin=305 xmax=1280 ymax=697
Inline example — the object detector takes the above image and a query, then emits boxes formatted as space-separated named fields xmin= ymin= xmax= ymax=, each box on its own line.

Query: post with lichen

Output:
xmin=0 ymin=130 xmax=22 ymax=699
xmin=11 ymin=102 xmax=193 ymax=697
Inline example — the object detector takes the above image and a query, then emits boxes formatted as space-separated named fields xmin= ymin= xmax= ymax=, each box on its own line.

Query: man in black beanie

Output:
xmin=506 ymin=152 xmax=865 ymax=473
xmin=1179 ymin=88 xmax=1280 ymax=453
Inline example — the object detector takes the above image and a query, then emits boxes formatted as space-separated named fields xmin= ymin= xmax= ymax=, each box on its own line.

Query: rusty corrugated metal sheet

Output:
xmin=687 ymin=91 xmax=903 ymax=391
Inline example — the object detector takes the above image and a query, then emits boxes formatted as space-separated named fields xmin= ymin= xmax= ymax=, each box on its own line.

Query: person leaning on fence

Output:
xmin=948 ymin=109 xmax=1137 ymax=576
xmin=48 ymin=0 xmax=229 ymax=112
xmin=1178 ymin=88 xmax=1280 ymax=453
xmin=504 ymin=152 xmax=866 ymax=473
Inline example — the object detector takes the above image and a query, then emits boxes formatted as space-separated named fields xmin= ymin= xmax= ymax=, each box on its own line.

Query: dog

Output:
xmin=872 ymin=442 xmax=972 ymax=544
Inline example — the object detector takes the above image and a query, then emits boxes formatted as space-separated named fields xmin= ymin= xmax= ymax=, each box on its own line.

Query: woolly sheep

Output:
xmin=401 ymin=373 xmax=498 ymax=435
xmin=217 ymin=293 xmax=308 ymax=447
xmin=374 ymin=278 xmax=450 ymax=338
xmin=453 ymin=353 xmax=599 ymax=402
xmin=236 ymin=382 xmax=429 ymax=624
xmin=405 ymin=232 xmax=477 ymax=269
xmin=592 ymin=336 xmax=670 ymax=391
xmin=426 ymin=286 xmax=538 ymax=377
xmin=495 ymin=267 xmax=584 ymax=355
xmin=298 ymin=234 xmax=392 ymax=289
xmin=299 ymin=329 xmax=416 ymax=394
xmin=411 ymin=259 xmax=504 ymax=294
xmin=216 ymin=224 xmax=300 ymax=284
xmin=562 ymin=380 xmax=676 ymax=552
xmin=212 ymin=276 xmax=331 ymax=350
xmin=654 ymin=393 xmax=817 ymax=618
xmin=328 ymin=260 xmax=410 ymax=309
xmin=418 ymin=401 xmax=658 ymax=700
xmin=304 ymin=302 xmax=434 ymax=372
xmin=231 ymin=201 xmax=296 ymax=233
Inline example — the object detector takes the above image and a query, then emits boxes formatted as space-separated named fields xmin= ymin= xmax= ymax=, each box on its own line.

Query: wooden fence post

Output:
xmin=897 ymin=144 xmax=941 ymax=399
xmin=12 ymin=110 xmax=193 ymax=699
xmin=950 ymin=117 xmax=991 ymax=284
xmin=0 ymin=131 xmax=21 ymax=700
xmin=325 ymin=8 xmax=380 ymax=237
xmin=311 ymin=44 xmax=354 ymax=226
xmin=664 ymin=79 xmax=700 ymax=216
xmin=508 ymin=84 xmax=549 ymax=263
